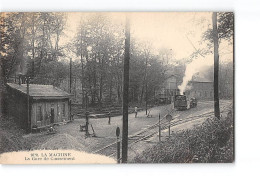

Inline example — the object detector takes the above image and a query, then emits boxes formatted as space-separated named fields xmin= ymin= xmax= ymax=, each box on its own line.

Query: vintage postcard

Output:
xmin=0 ymin=12 xmax=234 ymax=164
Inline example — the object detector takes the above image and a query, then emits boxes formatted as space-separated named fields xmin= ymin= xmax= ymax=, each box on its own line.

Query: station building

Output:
xmin=155 ymin=75 xmax=214 ymax=103
xmin=6 ymin=82 xmax=71 ymax=131
xmin=185 ymin=81 xmax=214 ymax=100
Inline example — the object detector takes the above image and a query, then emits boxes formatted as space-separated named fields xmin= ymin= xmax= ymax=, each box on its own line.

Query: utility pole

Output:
xmin=70 ymin=57 xmax=72 ymax=94
xmin=116 ymin=127 xmax=121 ymax=163
xmin=69 ymin=57 xmax=72 ymax=120
xmin=212 ymin=12 xmax=220 ymax=119
xmin=26 ymin=76 xmax=31 ymax=133
xmin=145 ymin=80 xmax=148 ymax=115
xmin=122 ymin=15 xmax=130 ymax=163
xmin=159 ymin=114 xmax=161 ymax=142
xmin=80 ymin=27 xmax=85 ymax=109
xmin=144 ymin=49 xmax=148 ymax=115
xmin=32 ymin=13 xmax=35 ymax=78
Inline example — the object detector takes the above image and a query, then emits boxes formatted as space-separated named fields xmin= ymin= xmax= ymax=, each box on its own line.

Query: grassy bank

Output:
xmin=132 ymin=111 xmax=234 ymax=163
xmin=0 ymin=115 xmax=32 ymax=154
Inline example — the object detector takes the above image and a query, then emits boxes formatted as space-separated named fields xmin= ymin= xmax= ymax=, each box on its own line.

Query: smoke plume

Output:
xmin=178 ymin=55 xmax=213 ymax=95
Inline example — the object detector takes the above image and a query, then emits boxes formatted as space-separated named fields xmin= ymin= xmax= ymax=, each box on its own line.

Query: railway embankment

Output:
xmin=131 ymin=108 xmax=234 ymax=163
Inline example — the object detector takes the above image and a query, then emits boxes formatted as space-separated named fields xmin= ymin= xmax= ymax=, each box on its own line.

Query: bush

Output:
xmin=0 ymin=115 xmax=32 ymax=154
xmin=132 ymin=111 xmax=234 ymax=163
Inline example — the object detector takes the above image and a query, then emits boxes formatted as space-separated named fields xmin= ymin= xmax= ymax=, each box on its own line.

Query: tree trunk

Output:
xmin=98 ymin=54 xmax=103 ymax=108
xmin=31 ymin=13 xmax=35 ymax=78
xmin=109 ymin=79 xmax=113 ymax=104
xmin=140 ymin=56 xmax=148 ymax=105
xmin=93 ymin=53 xmax=97 ymax=104
xmin=117 ymin=74 xmax=122 ymax=104
xmin=212 ymin=12 xmax=220 ymax=119
xmin=80 ymin=29 xmax=85 ymax=108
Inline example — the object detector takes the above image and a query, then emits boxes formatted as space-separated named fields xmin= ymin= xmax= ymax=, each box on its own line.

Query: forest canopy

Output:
xmin=0 ymin=12 xmax=233 ymax=107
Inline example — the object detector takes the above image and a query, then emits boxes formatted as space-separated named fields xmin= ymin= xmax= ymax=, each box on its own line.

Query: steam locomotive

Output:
xmin=174 ymin=92 xmax=197 ymax=111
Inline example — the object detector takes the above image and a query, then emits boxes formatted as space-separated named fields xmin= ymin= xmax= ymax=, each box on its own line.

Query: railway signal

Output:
xmin=85 ymin=111 xmax=89 ymax=137
xmin=166 ymin=114 xmax=172 ymax=138
xmin=116 ymin=127 xmax=121 ymax=163
xmin=159 ymin=114 xmax=161 ymax=142
xmin=166 ymin=114 xmax=172 ymax=121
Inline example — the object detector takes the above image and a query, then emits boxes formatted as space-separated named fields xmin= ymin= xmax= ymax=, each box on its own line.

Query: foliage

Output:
xmin=192 ymin=61 xmax=233 ymax=99
xmin=203 ymin=12 xmax=234 ymax=46
xmin=3 ymin=12 xmax=234 ymax=108
xmin=1 ymin=12 xmax=173 ymax=107
xmin=0 ymin=115 xmax=32 ymax=154
xmin=132 ymin=111 xmax=234 ymax=163
xmin=219 ymin=62 xmax=233 ymax=99
xmin=1 ymin=13 xmax=25 ymax=82
xmin=72 ymin=14 xmax=169 ymax=106
xmin=1 ymin=12 xmax=67 ymax=84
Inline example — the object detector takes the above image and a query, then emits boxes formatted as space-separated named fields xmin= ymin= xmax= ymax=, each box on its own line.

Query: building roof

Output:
xmin=7 ymin=83 xmax=71 ymax=99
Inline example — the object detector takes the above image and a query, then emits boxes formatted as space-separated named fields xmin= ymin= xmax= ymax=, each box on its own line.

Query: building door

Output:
xmin=50 ymin=108 xmax=54 ymax=124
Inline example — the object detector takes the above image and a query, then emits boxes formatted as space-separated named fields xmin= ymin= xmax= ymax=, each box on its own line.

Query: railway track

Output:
xmin=93 ymin=103 xmax=233 ymax=158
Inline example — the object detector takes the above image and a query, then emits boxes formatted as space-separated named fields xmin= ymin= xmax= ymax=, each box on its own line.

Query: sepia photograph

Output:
xmin=0 ymin=12 xmax=234 ymax=164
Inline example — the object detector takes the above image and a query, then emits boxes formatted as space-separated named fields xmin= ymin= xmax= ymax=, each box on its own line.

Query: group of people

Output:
xmin=107 ymin=106 xmax=139 ymax=124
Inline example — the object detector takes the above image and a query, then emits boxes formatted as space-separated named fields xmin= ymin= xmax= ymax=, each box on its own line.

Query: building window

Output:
xmin=37 ymin=105 xmax=43 ymax=121
xmin=205 ymin=91 xmax=207 ymax=97
xmin=62 ymin=103 xmax=66 ymax=116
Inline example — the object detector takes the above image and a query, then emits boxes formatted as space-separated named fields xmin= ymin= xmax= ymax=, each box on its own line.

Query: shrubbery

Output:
xmin=132 ymin=111 xmax=234 ymax=163
xmin=0 ymin=115 xmax=32 ymax=154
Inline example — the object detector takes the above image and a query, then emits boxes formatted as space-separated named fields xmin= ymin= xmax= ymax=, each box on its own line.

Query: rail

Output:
xmin=93 ymin=103 xmax=233 ymax=158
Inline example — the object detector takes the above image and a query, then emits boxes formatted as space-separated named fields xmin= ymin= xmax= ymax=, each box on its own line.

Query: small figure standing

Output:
xmin=134 ymin=106 xmax=138 ymax=118
xmin=108 ymin=111 xmax=111 ymax=124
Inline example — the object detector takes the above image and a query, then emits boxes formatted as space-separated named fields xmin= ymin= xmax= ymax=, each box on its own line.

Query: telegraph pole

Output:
xmin=145 ymin=52 xmax=148 ymax=115
xmin=80 ymin=27 xmax=85 ymax=109
xmin=122 ymin=15 xmax=130 ymax=163
xmin=145 ymin=80 xmax=148 ymax=115
xmin=26 ymin=76 xmax=31 ymax=133
xmin=70 ymin=57 xmax=72 ymax=94
xmin=212 ymin=12 xmax=220 ymax=119
xmin=69 ymin=57 xmax=72 ymax=120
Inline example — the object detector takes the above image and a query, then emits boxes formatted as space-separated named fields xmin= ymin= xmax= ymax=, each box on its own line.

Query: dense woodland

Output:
xmin=0 ymin=12 xmax=233 ymax=109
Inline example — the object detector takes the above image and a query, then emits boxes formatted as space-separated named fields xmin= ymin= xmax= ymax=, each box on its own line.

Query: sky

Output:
xmin=64 ymin=12 xmax=233 ymax=64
